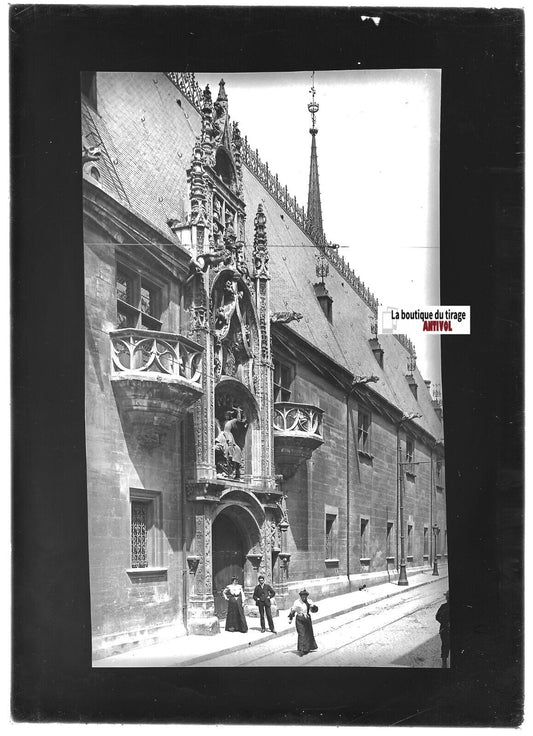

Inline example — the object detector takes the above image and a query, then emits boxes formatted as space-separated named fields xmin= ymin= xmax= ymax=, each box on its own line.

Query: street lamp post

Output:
xmin=432 ymin=523 xmax=440 ymax=576
xmin=398 ymin=454 xmax=409 ymax=586
xmin=396 ymin=412 xmax=422 ymax=587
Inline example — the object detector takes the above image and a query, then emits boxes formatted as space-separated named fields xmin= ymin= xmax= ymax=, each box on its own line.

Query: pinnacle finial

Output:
xmin=306 ymin=71 xmax=324 ymax=240
xmin=308 ymin=71 xmax=319 ymax=134
xmin=217 ymin=79 xmax=227 ymax=101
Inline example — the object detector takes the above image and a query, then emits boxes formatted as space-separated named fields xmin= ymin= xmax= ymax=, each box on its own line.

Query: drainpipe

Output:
xmin=180 ymin=422 xmax=188 ymax=634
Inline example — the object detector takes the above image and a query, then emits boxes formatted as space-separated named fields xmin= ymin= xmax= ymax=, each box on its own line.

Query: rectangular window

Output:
xmin=273 ymin=359 xmax=292 ymax=402
xmin=325 ymin=513 xmax=337 ymax=560
xmin=405 ymin=436 xmax=415 ymax=476
xmin=129 ymin=489 xmax=161 ymax=569
xmin=435 ymin=460 xmax=444 ymax=492
xmin=405 ymin=437 xmax=414 ymax=464
xmin=357 ymin=410 xmax=371 ymax=453
xmin=423 ymin=526 xmax=429 ymax=556
xmin=360 ymin=517 xmax=369 ymax=559
xmin=131 ymin=500 xmax=151 ymax=568
xmin=116 ymin=264 xmax=163 ymax=330
xmin=407 ymin=524 xmax=413 ymax=558
xmin=386 ymin=522 xmax=394 ymax=559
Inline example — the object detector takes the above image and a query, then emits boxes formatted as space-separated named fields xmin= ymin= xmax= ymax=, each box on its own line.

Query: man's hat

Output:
xmin=299 ymin=589 xmax=309 ymax=596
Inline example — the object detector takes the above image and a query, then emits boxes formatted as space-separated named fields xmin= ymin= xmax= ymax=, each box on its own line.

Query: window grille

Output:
xmin=131 ymin=501 xmax=149 ymax=568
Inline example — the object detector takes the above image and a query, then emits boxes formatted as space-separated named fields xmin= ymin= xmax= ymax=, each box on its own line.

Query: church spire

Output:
xmin=306 ymin=71 xmax=324 ymax=243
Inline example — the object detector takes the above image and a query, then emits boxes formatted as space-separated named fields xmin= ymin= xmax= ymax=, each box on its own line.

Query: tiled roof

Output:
xmin=84 ymin=72 xmax=443 ymax=440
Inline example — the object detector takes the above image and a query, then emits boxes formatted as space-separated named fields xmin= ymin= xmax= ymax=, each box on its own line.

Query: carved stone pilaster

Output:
xmin=250 ymin=205 xmax=274 ymax=487
xmin=188 ymin=138 xmax=208 ymax=228
xmin=201 ymin=84 xmax=214 ymax=165
xmin=232 ymin=120 xmax=243 ymax=197
xmin=253 ymin=204 xmax=269 ymax=280
xmin=188 ymin=501 xmax=219 ymax=635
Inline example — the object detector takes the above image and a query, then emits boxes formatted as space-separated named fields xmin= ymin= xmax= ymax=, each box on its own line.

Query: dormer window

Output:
xmin=313 ymin=282 xmax=333 ymax=323
xmin=369 ymin=338 xmax=384 ymax=368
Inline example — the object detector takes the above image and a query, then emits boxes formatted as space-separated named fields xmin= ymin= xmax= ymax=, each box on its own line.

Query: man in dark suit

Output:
xmin=253 ymin=575 xmax=276 ymax=633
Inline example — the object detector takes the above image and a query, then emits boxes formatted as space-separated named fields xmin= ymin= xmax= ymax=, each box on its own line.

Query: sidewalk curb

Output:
xmin=179 ymin=572 xmax=448 ymax=667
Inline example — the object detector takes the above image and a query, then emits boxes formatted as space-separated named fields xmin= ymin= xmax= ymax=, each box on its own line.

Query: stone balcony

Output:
xmin=110 ymin=329 xmax=204 ymax=427
xmin=273 ymin=402 xmax=324 ymax=478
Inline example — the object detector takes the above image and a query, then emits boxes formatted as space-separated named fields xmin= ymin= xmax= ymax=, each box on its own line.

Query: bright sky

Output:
xmin=196 ymin=70 xmax=442 ymax=388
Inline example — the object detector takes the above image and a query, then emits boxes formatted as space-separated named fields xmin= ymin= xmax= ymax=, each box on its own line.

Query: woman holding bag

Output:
xmin=288 ymin=589 xmax=318 ymax=656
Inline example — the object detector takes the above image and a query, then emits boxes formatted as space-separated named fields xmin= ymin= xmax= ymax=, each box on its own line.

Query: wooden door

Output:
xmin=212 ymin=514 xmax=245 ymax=619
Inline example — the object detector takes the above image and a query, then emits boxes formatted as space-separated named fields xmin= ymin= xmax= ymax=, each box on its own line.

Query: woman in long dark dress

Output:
xmin=288 ymin=589 xmax=318 ymax=656
xmin=223 ymin=576 xmax=248 ymax=633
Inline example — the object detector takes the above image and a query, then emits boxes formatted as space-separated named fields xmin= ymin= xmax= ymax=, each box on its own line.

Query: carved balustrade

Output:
xmin=273 ymin=402 xmax=324 ymax=479
xmin=110 ymin=329 xmax=204 ymax=426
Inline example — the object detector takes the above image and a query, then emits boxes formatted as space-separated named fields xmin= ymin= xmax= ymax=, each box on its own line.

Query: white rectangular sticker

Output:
xmin=378 ymin=306 xmax=471 ymax=335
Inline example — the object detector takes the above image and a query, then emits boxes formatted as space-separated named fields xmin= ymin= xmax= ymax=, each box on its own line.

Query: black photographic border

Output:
xmin=11 ymin=4 xmax=524 ymax=725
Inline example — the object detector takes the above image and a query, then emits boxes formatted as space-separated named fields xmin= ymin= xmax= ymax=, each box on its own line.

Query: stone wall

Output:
xmin=85 ymin=230 xmax=187 ymax=658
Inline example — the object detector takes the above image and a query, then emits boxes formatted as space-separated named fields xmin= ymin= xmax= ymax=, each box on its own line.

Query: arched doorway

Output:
xmin=212 ymin=512 xmax=246 ymax=619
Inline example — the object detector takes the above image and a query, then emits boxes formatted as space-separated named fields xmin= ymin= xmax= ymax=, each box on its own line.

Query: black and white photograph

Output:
xmin=83 ymin=69 xmax=448 ymax=668
xmin=12 ymin=4 xmax=523 ymax=725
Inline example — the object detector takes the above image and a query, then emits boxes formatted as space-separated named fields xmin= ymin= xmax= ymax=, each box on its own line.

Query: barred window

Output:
xmin=131 ymin=501 xmax=150 ymax=568
xmin=407 ymin=524 xmax=413 ymax=558
xmin=423 ymin=526 xmax=429 ymax=556
xmin=129 ymin=489 xmax=161 ymax=570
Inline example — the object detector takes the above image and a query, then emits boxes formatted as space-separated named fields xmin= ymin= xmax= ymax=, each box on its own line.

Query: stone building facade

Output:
xmin=82 ymin=71 xmax=446 ymax=659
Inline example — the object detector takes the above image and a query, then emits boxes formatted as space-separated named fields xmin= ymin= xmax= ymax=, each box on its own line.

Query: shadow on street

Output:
xmin=392 ymin=633 xmax=442 ymax=667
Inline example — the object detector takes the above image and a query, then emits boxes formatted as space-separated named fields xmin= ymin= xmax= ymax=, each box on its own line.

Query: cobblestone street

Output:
xmin=192 ymin=576 xmax=449 ymax=667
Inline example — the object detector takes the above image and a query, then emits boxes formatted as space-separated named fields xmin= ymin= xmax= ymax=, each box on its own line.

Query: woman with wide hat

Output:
xmin=223 ymin=576 xmax=248 ymax=633
xmin=288 ymin=589 xmax=318 ymax=656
